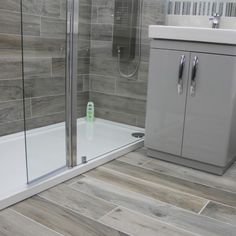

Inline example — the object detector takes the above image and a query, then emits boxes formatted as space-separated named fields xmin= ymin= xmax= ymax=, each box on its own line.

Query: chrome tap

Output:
xmin=209 ymin=13 xmax=221 ymax=29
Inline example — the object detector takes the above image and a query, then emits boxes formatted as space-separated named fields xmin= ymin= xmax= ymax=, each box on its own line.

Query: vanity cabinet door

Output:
xmin=182 ymin=53 xmax=236 ymax=166
xmin=145 ymin=49 xmax=190 ymax=156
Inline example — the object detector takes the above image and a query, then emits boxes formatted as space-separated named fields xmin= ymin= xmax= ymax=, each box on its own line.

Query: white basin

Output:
xmin=149 ymin=25 xmax=236 ymax=45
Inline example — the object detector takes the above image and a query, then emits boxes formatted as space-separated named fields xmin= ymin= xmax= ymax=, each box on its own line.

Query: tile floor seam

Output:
xmin=198 ymin=200 xmax=210 ymax=214
xmin=97 ymin=206 xmax=120 ymax=221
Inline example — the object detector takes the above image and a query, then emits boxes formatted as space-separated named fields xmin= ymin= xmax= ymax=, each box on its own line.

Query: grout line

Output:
xmin=9 ymin=208 xmax=64 ymax=236
xmin=98 ymin=206 xmax=120 ymax=221
xmin=198 ymin=200 xmax=210 ymax=214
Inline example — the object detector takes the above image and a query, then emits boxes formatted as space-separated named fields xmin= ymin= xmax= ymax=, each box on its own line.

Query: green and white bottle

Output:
xmin=86 ymin=101 xmax=94 ymax=122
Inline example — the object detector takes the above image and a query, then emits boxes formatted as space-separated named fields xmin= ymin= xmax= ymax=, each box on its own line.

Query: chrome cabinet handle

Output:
xmin=178 ymin=55 xmax=186 ymax=95
xmin=190 ymin=56 xmax=199 ymax=97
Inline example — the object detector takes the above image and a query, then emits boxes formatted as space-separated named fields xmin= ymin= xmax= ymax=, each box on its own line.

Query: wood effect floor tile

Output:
xmin=12 ymin=195 xmax=129 ymax=236
xmin=139 ymin=151 xmax=236 ymax=193
xmin=104 ymin=160 xmax=236 ymax=207
xmin=85 ymin=165 xmax=207 ymax=213
xmin=201 ymin=201 xmax=236 ymax=225
xmin=0 ymin=208 xmax=61 ymax=236
xmin=100 ymin=207 xmax=197 ymax=236
xmin=39 ymin=183 xmax=117 ymax=220
xmin=70 ymin=175 xmax=236 ymax=236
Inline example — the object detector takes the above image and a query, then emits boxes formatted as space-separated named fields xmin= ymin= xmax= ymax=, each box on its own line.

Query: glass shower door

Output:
xmin=21 ymin=0 xmax=69 ymax=182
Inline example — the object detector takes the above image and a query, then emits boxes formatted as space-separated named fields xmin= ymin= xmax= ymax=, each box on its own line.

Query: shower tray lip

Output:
xmin=0 ymin=118 xmax=144 ymax=210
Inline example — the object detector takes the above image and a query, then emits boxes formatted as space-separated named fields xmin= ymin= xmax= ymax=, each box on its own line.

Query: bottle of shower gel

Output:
xmin=86 ymin=102 xmax=94 ymax=122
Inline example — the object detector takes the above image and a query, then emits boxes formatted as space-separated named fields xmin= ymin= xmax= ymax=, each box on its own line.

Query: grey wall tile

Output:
xmin=90 ymin=40 xmax=112 ymax=58
xmin=116 ymin=80 xmax=147 ymax=100
xmin=60 ymin=0 xmax=67 ymax=19
xmin=77 ymin=91 xmax=89 ymax=109
xmin=0 ymin=57 xmax=22 ymax=80
xmin=41 ymin=16 xmax=66 ymax=39
xmin=23 ymin=14 xmax=41 ymax=36
xmin=137 ymin=115 xmax=146 ymax=128
xmin=52 ymin=57 xmax=65 ymax=78
xmin=0 ymin=120 xmax=24 ymax=137
xmin=0 ymin=100 xmax=29 ymax=124
xmin=90 ymin=57 xmax=118 ymax=77
xmin=24 ymin=57 xmax=52 ymax=80
xmin=77 ymin=75 xmax=84 ymax=92
xmin=95 ymin=108 xmax=137 ymax=126
xmin=0 ymin=79 xmax=23 ymax=102
xmin=22 ymin=0 xmax=43 ymax=15
xmin=90 ymin=91 xmax=146 ymax=116
xmin=79 ymin=4 xmax=92 ymax=24
xmin=138 ymin=62 xmax=149 ymax=81
xmin=23 ymin=36 xmax=65 ymax=57
xmin=78 ymin=23 xmax=91 ymax=41
xmin=24 ymin=77 xmax=65 ymax=98
xmin=31 ymin=95 xmax=65 ymax=117
xmin=0 ymin=0 xmax=20 ymax=12
xmin=91 ymin=24 xmax=112 ymax=41
xmin=83 ymin=75 xmax=90 ymax=92
xmin=0 ymin=34 xmax=21 ymax=57
xmin=25 ymin=112 xmax=65 ymax=130
xmin=90 ymin=75 xmax=115 ymax=94
xmin=22 ymin=0 xmax=61 ymax=18
xmin=96 ymin=5 xmax=114 ymax=24
xmin=78 ymin=57 xmax=90 ymax=75
xmin=0 ymin=10 xmax=21 ymax=35
xmin=41 ymin=0 xmax=61 ymax=18
xmin=92 ymin=0 xmax=114 ymax=8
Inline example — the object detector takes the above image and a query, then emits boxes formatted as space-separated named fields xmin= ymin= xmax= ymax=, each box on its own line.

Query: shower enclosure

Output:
xmin=0 ymin=0 xmax=165 ymax=208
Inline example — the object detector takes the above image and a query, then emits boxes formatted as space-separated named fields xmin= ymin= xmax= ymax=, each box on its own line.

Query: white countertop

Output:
xmin=149 ymin=25 xmax=236 ymax=45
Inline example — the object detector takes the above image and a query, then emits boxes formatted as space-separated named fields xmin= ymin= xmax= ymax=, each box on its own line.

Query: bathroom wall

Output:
xmin=22 ymin=0 xmax=90 ymax=132
xmin=167 ymin=0 xmax=236 ymax=29
xmin=0 ymin=0 xmax=91 ymax=137
xmin=89 ymin=0 xmax=166 ymax=127
xmin=0 ymin=0 xmax=165 ymax=136
xmin=0 ymin=0 xmax=24 ymax=136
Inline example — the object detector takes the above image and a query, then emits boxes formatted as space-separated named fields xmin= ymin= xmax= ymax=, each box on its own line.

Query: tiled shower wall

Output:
xmin=0 ymin=0 xmax=24 ymax=136
xmin=0 ymin=0 xmax=165 ymax=137
xmin=89 ymin=0 xmax=166 ymax=127
xmin=0 ymin=0 xmax=91 ymax=137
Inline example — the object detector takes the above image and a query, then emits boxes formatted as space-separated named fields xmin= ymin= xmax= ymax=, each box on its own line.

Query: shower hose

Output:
xmin=117 ymin=0 xmax=144 ymax=79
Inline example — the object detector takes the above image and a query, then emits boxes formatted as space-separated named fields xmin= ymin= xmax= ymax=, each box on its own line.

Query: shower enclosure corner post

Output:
xmin=66 ymin=0 xmax=79 ymax=168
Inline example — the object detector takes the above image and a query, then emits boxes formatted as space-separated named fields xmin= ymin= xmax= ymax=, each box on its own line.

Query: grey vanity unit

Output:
xmin=145 ymin=39 xmax=236 ymax=175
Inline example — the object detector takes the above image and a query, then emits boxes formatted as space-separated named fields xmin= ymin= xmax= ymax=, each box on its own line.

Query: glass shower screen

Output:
xmin=21 ymin=0 xmax=76 ymax=182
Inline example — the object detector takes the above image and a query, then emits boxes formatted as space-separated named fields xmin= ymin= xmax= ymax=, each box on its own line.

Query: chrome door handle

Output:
xmin=178 ymin=55 xmax=186 ymax=95
xmin=190 ymin=56 xmax=198 ymax=97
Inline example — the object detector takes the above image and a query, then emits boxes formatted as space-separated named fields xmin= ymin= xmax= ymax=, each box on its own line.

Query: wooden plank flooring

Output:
xmin=1 ymin=148 xmax=236 ymax=236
